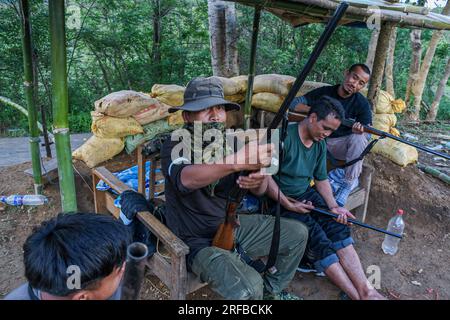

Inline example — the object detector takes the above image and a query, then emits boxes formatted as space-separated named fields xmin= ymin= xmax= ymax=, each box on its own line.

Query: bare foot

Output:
xmin=362 ymin=289 xmax=388 ymax=300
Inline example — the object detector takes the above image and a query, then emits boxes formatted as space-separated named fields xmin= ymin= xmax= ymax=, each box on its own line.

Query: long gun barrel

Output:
xmin=288 ymin=112 xmax=450 ymax=160
xmin=312 ymin=207 xmax=402 ymax=239
xmin=121 ymin=242 xmax=149 ymax=300
xmin=342 ymin=119 xmax=450 ymax=160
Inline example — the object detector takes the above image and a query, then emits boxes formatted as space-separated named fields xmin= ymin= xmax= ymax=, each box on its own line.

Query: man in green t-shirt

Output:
xmin=267 ymin=96 xmax=385 ymax=300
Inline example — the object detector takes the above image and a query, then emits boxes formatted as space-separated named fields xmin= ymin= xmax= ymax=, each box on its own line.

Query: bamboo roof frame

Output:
xmin=227 ymin=0 xmax=450 ymax=30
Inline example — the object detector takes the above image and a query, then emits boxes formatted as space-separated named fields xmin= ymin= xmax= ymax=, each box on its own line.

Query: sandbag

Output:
xmin=124 ymin=119 xmax=181 ymax=154
xmin=371 ymin=139 xmax=418 ymax=167
xmin=94 ymin=91 xmax=156 ymax=118
xmin=167 ymin=110 xmax=184 ymax=126
xmin=373 ymin=113 xmax=397 ymax=127
xmin=389 ymin=127 xmax=401 ymax=137
xmin=91 ymin=112 xmax=143 ymax=138
xmin=253 ymin=74 xmax=292 ymax=96
xmin=133 ymin=101 xmax=171 ymax=125
xmin=209 ymin=76 xmax=241 ymax=96
xmin=225 ymin=94 xmax=246 ymax=103
xmin=296 ymin=81 xmax=331 ymax=97
xmin=391 ymin=99 xmax=406 ymax=114
xmin=375 ymin=90 xmax=395 ymax=114
xmin=251 ymin=92 xmax=284 ymax=113
xmin=230 ymin=75 xmax=248 ymax=93
xmin=151 ymin=84 xmax=185 ymax=107
xmin=72 ymin=136 xmax=124 ymax=168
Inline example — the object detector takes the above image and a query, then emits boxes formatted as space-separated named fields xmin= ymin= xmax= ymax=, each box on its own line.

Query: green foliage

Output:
xmin=0 ymin=0 xmax=448 ymax=136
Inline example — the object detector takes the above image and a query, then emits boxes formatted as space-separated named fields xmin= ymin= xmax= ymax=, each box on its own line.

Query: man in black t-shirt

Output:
xmin=289 ymin=64 xmax=372 ymax=207
xmin=161 ymin=77 xmax=308 ymax=300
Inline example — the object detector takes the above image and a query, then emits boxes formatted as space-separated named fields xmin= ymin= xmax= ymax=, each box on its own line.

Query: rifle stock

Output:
xmin=212 ymin=197 xmax=241 ymax=250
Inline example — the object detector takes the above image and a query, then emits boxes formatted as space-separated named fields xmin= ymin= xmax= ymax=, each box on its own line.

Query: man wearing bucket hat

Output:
xmin=160 ymin=77 xmax=308 ymax=300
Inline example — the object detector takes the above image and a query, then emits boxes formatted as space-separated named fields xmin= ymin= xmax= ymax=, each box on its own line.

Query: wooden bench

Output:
xmin=92 ymin=145 xmax=207 ymax=300
xmin=92 ymin=137 xmax=374 ymax=299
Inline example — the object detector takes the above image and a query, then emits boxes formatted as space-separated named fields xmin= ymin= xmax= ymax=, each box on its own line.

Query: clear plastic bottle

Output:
xmin=382 ymin=209 xmax=405 ymax=255
xmin=0 ymin=195 xmax=48 ymax=206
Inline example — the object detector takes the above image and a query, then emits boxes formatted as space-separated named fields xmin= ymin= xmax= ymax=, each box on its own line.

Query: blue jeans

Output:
xmin=270 ymin=187 xmax=354 ymax=273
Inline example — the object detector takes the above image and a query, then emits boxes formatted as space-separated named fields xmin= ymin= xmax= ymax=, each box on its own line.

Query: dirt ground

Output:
xmin=0 ymin=147 xmax=449 ymax=300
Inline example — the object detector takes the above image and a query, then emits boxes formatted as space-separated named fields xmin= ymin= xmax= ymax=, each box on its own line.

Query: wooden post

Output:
xmin=49 ymin=0 xmax=78 ymax=213
xmin=20 ymin=0 xmax=43 ymax=195
xmin=367 ymin=21 xmax=395 ymax=110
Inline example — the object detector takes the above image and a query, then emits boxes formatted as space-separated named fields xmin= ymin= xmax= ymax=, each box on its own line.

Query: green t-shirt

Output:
xmin=273 ymin=123 xmax=328 ymax=198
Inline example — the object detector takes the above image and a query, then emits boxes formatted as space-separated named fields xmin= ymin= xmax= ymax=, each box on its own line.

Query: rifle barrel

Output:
xmin=312 ymin=207 xmax=403 ymax=239
xmin=121 ymin=242 xmax=149 ymax=300
xmin=341 ymin=119 xmax=450 ymax=161
xmin=268 ymin=2 xmax=349 ymax=134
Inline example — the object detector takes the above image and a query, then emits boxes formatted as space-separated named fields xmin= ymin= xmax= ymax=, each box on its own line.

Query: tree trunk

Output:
xmin=367 ymin=22 xmax=395 ymax=110
xmin=426 ymin=58 xmax=450 ymax=121
xmin=88 ymin=44 xmax=112 ymax=92
xmin=405 ymin=29 xmax=422 ymax=107
xmin=410 ymin=0 xmax=449 ymax=121
xmin=152 ymin=0 xmax=162 ymax=81
xmin=365 ymin=28 xmax=380 ymax=72
xmin=208 ymin=0 xmax=239 ymax=77
xmin=385 ymin=27 xmax=397 ymax=98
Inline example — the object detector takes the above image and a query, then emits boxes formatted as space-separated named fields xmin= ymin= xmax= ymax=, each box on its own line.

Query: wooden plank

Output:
xmin=24 ymin=157 xmax=59 ymax=183
xmin=137 ymin=211 xmax=190 ymax=257
xmin=355 ymin=164 xmax=374 ymax=222
xmin=146 ymin=253 xmax=172 ymax=287
xmin=137 ymin=146 xmax=146 ymax=195
xmin=92 ymin=173 xmax=107 ymax=214
xmin=170 ymin=252 xmax=188 ymax=300
xmin=345 ymin=187 xmax=365 ymax=211
xmin=92 ymin=166 xmax=132 ymax=194
xmin=105 ymin=192 xmax=120 ymax=219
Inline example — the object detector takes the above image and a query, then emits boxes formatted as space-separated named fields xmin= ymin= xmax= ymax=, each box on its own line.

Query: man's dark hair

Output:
xmin=308 ymin=96 xmax=345 ymax=122
xmin=23 ymin=213 xmax=131 ymax=296
xmin=349 ymin=63 xmax=371 ymax=76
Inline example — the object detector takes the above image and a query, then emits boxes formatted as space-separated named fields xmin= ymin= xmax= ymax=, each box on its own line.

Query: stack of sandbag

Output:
xmin=250 ymin=74 xmax=330 ymax=113
xmin=370 ymin=90 xmax=417 ymax=166
xmin=73 ymin=90 xmax=172 ymax=168
xmin=150 ymin=77 xmax=247 ymax=129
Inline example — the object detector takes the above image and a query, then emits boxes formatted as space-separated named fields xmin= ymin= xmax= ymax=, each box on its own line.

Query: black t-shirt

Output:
xmin=301 ymin=85 xmax=372 ymax=138
xmin=160 ymin=138 xmax=238 ymax=268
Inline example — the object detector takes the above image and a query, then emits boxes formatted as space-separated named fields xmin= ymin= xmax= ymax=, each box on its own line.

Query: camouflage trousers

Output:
xmin=191 ymin=214 xmax=308 ymax=300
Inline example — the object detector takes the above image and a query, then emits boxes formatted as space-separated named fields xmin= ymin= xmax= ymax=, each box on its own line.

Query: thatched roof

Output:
xmin=228 ymin=0 xmax=450 ymax=30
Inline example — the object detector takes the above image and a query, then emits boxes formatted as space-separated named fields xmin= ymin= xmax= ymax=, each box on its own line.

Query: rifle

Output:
xmin=288 ymin=111 xmax=450 ymax=161
xmin=213 ymin=2 xmax=350 ymax=268
xmin=121 ymin=242 xmax=149 ymax=300
xmin=312 ymin=207 xmax=402 ymax=239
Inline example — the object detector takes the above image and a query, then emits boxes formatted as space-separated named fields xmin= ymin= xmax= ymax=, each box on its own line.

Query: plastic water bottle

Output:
xmin=0 ymin=195 xmax=48 ymax=206
xmin=382 ymin=209 xmax=405 ymax=255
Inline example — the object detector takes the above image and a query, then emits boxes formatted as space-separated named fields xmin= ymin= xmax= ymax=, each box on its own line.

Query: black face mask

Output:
xmin=182 ymin=122 xmax=232 ymax=196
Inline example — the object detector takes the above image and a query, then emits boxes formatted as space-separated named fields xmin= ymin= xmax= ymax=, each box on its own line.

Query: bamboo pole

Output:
xmin=0 ymin=96 xmax=54 ymax=140
xmin=243 ymin=6 xmax=261 ymax=130
xmin=49 ymin=0 xmax=77 ymax=213
xmin=367 ymin=21 xmax=395 ymax=110
xmin=19 ymin=0 xmax=43 ymax=195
